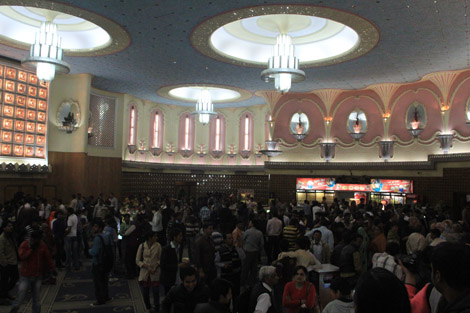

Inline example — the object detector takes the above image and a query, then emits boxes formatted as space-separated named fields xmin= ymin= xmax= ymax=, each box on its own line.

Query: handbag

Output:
xmin=298 ymin=283 xmax=321 ymax=313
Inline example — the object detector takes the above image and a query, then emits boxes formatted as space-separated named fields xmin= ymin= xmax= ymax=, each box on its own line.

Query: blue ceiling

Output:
xmin=0 ymin=0 xmax=468 ymax=107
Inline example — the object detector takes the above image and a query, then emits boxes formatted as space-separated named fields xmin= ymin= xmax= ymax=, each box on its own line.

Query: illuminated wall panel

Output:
xmin=0 ymin=64 xmax=48 ymax=159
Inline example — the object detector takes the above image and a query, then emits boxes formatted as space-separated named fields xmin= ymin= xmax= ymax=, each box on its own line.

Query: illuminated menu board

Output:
xmin=296 ymin=178 xmax=413 ymax=194
xmin=0 ymin=65 xmax=48 ymax=159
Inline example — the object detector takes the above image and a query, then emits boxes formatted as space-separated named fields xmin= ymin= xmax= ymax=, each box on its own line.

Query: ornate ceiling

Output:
xmin=0 ymin=0 xmax=469 ymax=108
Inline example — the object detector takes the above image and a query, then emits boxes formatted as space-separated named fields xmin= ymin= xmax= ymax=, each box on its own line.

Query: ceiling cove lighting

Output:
xmin=261 ymin=34 xmax=305 ymax=94
xmin=22 ymin=21 xmax=70 ymax=82
xmin=192 ymin=89 xmax=217 ymax=125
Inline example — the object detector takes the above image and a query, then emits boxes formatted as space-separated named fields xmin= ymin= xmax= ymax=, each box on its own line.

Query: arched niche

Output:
xmin=347 ymin=109 xmax=368 ymax=133
xmin=274 ymin=98 xmax=325 ymax=145
xmin=331 ymin=96 xmax=383 ymax=143
xmin=389 ymin=89 xmax=441 ymax=141
xmin=290 ymin=112 xmax=310 ymax=135
xmin=405 ymin=102 xmax=427 ymax=129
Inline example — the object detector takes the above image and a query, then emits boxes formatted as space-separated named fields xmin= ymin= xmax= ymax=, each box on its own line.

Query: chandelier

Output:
xmin=22 ymin=21 xmax=70 ymax=82
xmin=261 ymin=34 xmax=305 ymax=94
xmin=192 ymin=89 xmax=217 ymax=125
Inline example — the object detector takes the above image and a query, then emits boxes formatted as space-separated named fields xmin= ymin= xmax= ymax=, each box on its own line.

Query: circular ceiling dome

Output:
xmin=211 ymin=14 xmax=359 ymax=65
xmin=0 ymin=2 xmax=130 ymax=56
xmin=158 ymin=84 xmax=252 ymax=104
xmin=191 ymin=5 xmax=379 ymax=68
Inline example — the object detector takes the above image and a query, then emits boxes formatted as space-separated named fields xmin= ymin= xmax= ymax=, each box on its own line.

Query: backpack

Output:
xmin=98 ymin=234 xmax=114 ymax=273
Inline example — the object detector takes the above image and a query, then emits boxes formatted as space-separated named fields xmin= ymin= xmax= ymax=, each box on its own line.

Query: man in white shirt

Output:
xmin=109 ymin=193 xmax=119 ymax=212
xmin=69 ymin=194 xmax=78 ymax=212
xmin=65 ymin=207 xmax=80 ymax=271
xmin=311 ymin=201 xmax=323 ymax=222
xmin=151 ymin=206 xmax=163 ymax=233
xmin=266 ymin=214 xmax=283 ymax=263
xmin=250 ymin=266 xmax=280 ymax=313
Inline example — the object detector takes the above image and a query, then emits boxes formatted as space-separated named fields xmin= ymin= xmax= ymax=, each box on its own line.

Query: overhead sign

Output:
xmin=296 ymin=178 xmax=413 ymax=193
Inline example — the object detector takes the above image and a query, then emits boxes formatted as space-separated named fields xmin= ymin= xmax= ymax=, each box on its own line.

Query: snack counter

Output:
xmin=296 ymin=178 xmax=414 ymax=205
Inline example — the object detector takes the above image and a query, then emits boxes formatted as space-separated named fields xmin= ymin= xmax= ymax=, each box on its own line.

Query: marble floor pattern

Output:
xmin=0 ymin=260 xmax=146 ymax=313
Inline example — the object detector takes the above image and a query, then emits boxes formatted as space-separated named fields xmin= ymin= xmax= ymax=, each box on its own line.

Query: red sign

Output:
xmin=371 ymin=179 xmax=413 ymax=193
xmin=296 ymin=178 xmax=413 ymax=194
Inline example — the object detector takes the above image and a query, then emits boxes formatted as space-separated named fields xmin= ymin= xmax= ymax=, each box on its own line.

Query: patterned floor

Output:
xmin=0 ymin=261 xmax=146 ymax=313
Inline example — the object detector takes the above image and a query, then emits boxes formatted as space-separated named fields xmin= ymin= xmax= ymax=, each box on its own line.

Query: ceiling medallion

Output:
xmin=191 ymin=5 xmax=379 ymax=69
xmin=0 ymin=2 xmax=130 ymax=57
xmin=157 ymin=84 xmax=252 ymax=107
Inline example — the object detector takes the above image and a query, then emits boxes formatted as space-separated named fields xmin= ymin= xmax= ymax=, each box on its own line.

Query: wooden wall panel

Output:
xmin=0 ymin=152 xmax=122 ymax=203
xmin=47 ymin=152 xmax=87 ymax=201
xmin=84 ymin=155 xmax=122 ymax=199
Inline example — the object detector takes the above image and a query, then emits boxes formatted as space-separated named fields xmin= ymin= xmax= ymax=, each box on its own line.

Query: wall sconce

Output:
xmin=437 ymin=134 xmax=453 ymax=154
xmin=320 ymin=142 xmax=335 ymax=162
xmin=212 ymin=150 xmax=223 ymax=159
xmin=127 ymin=144 xmax=137 ymax=154
xmin=255 ymin=144 xmax=263 ymax=157
xmin=166 ymin=143 xmax=175 ymax=156
xmin=291 ymin=112 xmax=309 ymax=141
xmin=181 ymin=149 xmax=192 ymax=158
xmin=197 ymin=144 xmax=206 ymax=157
xmin=349 ymin=112 xmax=366 ymax=141
xmin=57 ymin=99 xmax=80 ymax=134
xmin=324 ymin=116 xmax=333 ymax=125
xmin=382 ymin=112 xmax=391 ymax=122
xmin=379 ymin=140 xmax=394 ymax=162
xmin=440 ymin=103 xmax=450 ymax=115
xmin=408 ymin=107 xmax=423 ymax=138
xmin=138 ymin=139 xmax=148 ymax=154
xmin=260 ymin=140 xmax=282 ymax=157
xmin=58 ymin=124 xmax=77 ymax=134
xmin=150 ymin=147 xmax=162 ymax=156
xmin=227 ymin=144 xmax=237 ymax=158
xmin=240 ymin=150 xmax=251 ymax=159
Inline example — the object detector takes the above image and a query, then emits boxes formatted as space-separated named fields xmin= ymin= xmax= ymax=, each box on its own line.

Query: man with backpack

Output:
xmin=88 ymin=219 xmax=114 ymax=306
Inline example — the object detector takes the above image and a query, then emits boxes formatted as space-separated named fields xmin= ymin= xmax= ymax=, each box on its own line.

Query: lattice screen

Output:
xmin=122 ymin=172 xmax=270 ymax=203
xmin=88 ymin=93 xmax=116 ymax=148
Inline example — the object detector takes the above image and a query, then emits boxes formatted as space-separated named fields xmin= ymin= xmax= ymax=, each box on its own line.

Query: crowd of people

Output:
xmin=0 ymin=191 xmax=469 ymax=313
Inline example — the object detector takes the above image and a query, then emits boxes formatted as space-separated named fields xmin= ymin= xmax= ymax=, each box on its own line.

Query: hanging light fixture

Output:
xmin=192 ymin=89 xmax=217 ymax=125
xmin=22 ymin=21 xmax=70 ymax=82
xmin=261 ymin=34 xmax=305 ymax=94
xmin=260 ymin=119 xmax=282 ymax=157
